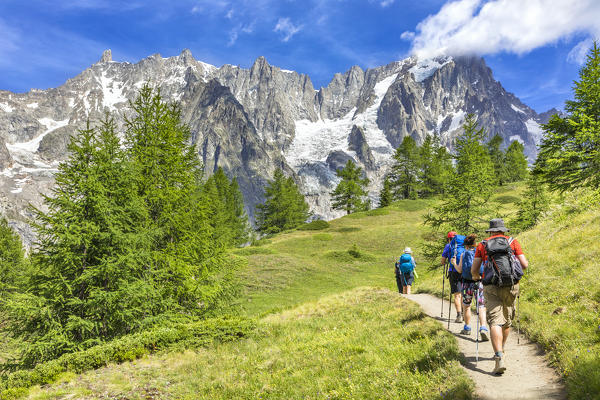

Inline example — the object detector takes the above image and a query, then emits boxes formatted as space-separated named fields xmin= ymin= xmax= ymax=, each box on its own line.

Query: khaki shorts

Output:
xmin=483 ymin=283 xmax=520 ymax=328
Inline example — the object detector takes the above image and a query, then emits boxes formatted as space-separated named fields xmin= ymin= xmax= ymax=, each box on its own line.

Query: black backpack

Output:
xmin=481 ymin=236 xmax=523 ymax=287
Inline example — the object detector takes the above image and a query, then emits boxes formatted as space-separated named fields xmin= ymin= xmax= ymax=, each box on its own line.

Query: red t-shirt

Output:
xmin=475 ymin=234 xmax=524 ymax=262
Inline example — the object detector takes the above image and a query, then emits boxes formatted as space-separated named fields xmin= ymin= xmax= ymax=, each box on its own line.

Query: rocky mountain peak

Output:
xmin=99 ymin=49 xmax=112 ymax=63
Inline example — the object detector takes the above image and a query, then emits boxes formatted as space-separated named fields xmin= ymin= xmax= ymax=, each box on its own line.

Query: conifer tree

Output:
xmin=425 ymin=114 xmax=495 ymax=233
xmin=6 ymin=117 xmax=153 ymax=366
xmin=487 ymin=134 xmax=509 ymax=185
xmin=419 ymin=135 xmax=453 ymax=197
xmin=511 ymin=172 xmax=550 ymax=232
xmin=331 ymin=159 xmax=370 ymax=214
xmin=378 ymin=175 xmax=393 ymax=208
xmin=535 ymin=42 xmax=600 ymax=191
xmin=256 ymin=169 xmax=310 ymax=233
xmin=0 ymin=217 xmax=25 ymax=293
xmin=504 ymin=140 xmax=529 ymax=182
xmin=390 ymin=136 xmax=420 ymax=199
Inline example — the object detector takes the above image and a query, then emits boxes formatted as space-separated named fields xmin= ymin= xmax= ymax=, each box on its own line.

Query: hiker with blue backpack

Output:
xmin=442 ymin=231 xmax=464 ymax=322
xmin=396 ymin=247 xmax=418 ymax=294
xmin=454 ymin=234 xmax=489 ymax=341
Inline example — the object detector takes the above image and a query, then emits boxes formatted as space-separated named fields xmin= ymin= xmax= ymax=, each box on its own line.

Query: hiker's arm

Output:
xmin=440 ymin=256 xmax=447 ymax=266
xmin=471 ymin=257 xmax=482 ymax=280
xmin=517 ymin=254 xmax=528 ymax=269
xmin=455 ymin=253 xmax=463 ymax=273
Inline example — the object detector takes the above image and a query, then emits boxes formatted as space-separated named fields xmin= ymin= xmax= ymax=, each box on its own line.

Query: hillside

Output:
xmin=17 ymin=184 xmax=600 ymax=399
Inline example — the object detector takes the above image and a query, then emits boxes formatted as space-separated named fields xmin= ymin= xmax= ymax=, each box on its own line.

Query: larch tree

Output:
xmin=331 ymin=159 xmax=370 ymax=215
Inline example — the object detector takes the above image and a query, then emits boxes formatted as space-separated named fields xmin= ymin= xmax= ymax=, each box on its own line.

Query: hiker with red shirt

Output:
xmin=471 ymin=218 xmax=528 ymax=375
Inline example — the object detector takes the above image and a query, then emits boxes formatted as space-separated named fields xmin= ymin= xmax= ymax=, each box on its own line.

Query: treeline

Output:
xmin=382 ymin=125 xmax=527 ymax=209
xmin=1 ymin=87 xmax=250 ymax=369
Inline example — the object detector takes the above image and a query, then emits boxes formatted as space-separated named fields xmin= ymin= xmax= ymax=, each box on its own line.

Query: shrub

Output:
xmin=298 ymin=220 xmax=330 ymax=231
xmin=0 ymin=317 xmax=255 ymax=398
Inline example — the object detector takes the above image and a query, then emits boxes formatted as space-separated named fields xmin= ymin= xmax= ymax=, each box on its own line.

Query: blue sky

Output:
xmin=0 ymin=0 xmax=598 ymax=113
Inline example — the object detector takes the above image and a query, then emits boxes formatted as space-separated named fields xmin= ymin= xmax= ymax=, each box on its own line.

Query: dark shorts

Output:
xmin=398 ymin=271 xmax=414 ymax=286
xmin=461 ymin=280 xmax=484 ymax=307
xmin=449 ymin=270 xmax=461 ymax=294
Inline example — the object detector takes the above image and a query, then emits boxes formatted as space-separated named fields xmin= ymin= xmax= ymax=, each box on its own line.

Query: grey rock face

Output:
xmin=348 ymin=125 xmax=375 ymax=170
xmin=0 ymin=50 xmax=551 ymax=244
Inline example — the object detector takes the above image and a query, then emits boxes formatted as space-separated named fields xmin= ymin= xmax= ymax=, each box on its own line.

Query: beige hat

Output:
xmin=404 ymin=247 xmax=412 ymax=254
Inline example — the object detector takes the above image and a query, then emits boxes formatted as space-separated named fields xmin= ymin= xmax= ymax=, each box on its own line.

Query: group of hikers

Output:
xmin=395 ymin=218 xmax=528 ymax=375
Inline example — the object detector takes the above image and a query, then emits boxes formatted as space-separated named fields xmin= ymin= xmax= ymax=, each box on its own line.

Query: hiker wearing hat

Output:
xmin=396 ymin=247 xmax=418 ymax=294
xmin=441 ymin=231 xmax=463 ymax=322
xmin=471 ymin=218 xmax=528 ymax=375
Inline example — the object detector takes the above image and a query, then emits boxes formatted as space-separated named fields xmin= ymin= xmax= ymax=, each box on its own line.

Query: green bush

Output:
xmin=312 ymin=233 xmax=333 ymax=241
xmin=494 ymin=195 xmax=520 ymax=204
xmin=0 ymin=317 xmax=255 ymax=398
xmin=298 ymin=220 xmax=330 ymax=231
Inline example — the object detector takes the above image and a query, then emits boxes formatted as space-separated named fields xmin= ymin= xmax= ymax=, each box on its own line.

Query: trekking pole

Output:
xmin=517 ymin=293 xmax=521 ymax=345
xmin=441 ymin=262 xmax=447 ymax=318
xmin=475 ymin=285 xmax=480 ymax=366
xmin=447 ymin=277 xmax=452 ymax=329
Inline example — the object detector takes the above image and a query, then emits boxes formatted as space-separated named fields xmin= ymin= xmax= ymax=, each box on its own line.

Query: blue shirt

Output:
xmin=442 ymin=243 xmax=456 ymax=272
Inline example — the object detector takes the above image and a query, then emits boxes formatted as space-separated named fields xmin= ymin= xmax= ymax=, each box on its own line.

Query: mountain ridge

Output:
xmin=0 ymin=49 xmax=551 ymax=244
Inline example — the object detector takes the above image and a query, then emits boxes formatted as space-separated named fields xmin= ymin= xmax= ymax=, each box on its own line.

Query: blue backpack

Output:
xmin=398 ymin=253 xmax=414 ymax=273
xmin=461 ymin=248 xmax=476 ymax=281
xmin=449 ymin=234 xmax=466 ymax=272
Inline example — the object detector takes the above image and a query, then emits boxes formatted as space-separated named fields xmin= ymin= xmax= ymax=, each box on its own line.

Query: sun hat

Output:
xmin=404 ymin=247 xmax=412 ymax=254
xmin=485 ymin=218 xmax=510 ymax=233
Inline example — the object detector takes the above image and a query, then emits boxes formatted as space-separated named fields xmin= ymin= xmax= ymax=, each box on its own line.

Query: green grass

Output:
xmin=27 ymin=288 xmax=472 ymax=400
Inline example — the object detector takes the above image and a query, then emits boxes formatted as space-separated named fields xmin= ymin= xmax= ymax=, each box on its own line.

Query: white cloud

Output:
xmin=406 ymin=0 xmax=600 ymax=59
xmin=274 ymin=17 xmax=303 ymax=42
xmin=380 ymin=0 xmax=395 ymax=7
xmin=567 ymin=38 xmax=594 ymax=64
xmin=400 ymin=31 xmax=415 ymax=41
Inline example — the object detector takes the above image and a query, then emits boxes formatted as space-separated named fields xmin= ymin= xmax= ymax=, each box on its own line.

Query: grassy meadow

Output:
xmin=15 ymin=182 xmax=600 ymax=399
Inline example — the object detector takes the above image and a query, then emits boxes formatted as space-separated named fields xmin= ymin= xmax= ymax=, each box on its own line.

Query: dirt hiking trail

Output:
xmin=404 ymin=293 xmax=567 ymax=400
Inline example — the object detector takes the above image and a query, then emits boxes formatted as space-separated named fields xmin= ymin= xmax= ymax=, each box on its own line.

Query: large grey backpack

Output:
xmin=481 ymin=237 xmax=523 ymax=286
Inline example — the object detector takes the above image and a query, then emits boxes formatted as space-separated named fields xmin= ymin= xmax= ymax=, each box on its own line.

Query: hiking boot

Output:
xmin=493 ymin=355 xmax=506 ymax=375
xmin=479 ymin=327 xmax=489 ymax=342
xmin=460 ymin=325 xmax=471 ymax=335
xmin=455 ymin=313 xmax=463 ymax=323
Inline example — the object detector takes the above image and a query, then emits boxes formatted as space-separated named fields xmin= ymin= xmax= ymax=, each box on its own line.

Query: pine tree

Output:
xmin=535 ymin=41 xmax=600 ymax=191
xmin=390 ymin=136 xmax=420 ymax=199
xmin=378 ymin=175 xmax=393 ymax=208
xmin=331 ymin=159 xmax=370 ymax=214
xmin=0 ymin=217 xmax=26 ymax=292
xmin=504 ymin=140 xmax=529 ymax=182
xmin=256 ymin=169 xmax=310 ymax=234
xmin=487 ymin=134 xmax=509 ymax=185
xmin=425 ymin=114 xmax=495 ymax=233
xmin=511 ymin=172 xmax=550 ymax=232
xmin=420 ymin=135 xmax=453 ymax=197
xmin=6 ymin=117 xmax=153 ymax=366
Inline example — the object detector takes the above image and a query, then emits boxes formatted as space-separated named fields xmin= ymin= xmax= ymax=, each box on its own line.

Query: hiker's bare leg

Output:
xmin=490 ymin=325 xmax=504 ymax=352
xmin=406 ymin=285 xmax=411 ymax=294
xmin=479 ymin=307 xmax=487 ymax=328
xmin=453 ymin=293 xmax=462 ymax=313
xmin=462 ymin=303 xmax=471 ymax=326
xmin=502 ymin=326 xmax=510 ymax=348
xmin=402 ymin=286 xmax=407 ymax=294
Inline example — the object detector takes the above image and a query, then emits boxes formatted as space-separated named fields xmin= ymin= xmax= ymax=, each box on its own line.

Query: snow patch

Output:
xmin=511 ymin=104 xmax=526 ymax=114
xmin=449 ymin=110 xmax=466 ymax=132
xmin=509 ymin=135 xmax=524 ymax=144
xmin=7 ymin=118 xmax=69 ymax=153
xmin=0 ymin=102 xmax=13 ymax=113
xmin=26 ymin=103 xmax=39 ymax=109
xmin=100 ymin=71 xmax=127 ymax=110
xmin=286 ymin=73 xmax=398 ymax=168
xmin=409 ymin=57 xmax=452 ymax=83
xmin=68 ymin=98 xmax=75 ymax=108
xmin=525 ymin=119 xmax=544 ymax=145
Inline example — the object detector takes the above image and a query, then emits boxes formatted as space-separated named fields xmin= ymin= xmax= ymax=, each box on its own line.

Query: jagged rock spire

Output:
xmin=100 ymin=49 xmax=112 ymax=63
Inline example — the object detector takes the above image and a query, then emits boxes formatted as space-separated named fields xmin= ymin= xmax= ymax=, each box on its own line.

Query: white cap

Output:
xmin=404 ymin=247 xmax=412 ymax=254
